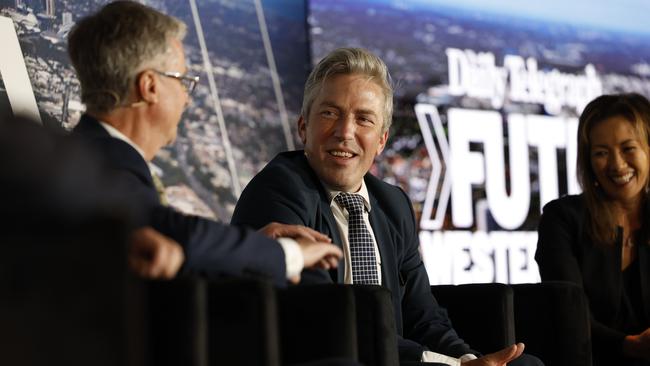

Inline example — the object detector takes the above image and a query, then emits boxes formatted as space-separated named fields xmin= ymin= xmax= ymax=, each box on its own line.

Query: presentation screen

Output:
xmin=308 ymin=0 xmax=650 ymax=284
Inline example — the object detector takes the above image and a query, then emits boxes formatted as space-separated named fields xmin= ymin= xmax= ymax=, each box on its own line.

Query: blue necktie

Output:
xmin=335 ymin=192 xmax=380 ymax=285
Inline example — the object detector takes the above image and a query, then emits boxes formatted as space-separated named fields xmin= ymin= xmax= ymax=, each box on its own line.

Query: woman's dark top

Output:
xmin=619 ymin=258 xmax=647 ymax=335
xmin=536 ymin=194 xmax=650 ymax=366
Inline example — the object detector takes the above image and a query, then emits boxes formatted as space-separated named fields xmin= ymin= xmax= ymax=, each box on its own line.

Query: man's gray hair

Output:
xmin=301 ymin=47 xmax=394 ymax=132
xmin=68 ymin=1 xmax=186 ymax=114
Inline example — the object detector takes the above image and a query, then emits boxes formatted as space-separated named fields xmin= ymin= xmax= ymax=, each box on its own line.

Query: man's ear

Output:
xmin=297 ymin=116 xmax=307 ymax=144
xmin=136 ymin=70 xmax=159 ymax=105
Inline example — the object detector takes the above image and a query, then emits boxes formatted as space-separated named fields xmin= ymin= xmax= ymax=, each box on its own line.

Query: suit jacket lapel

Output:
xmin=317 ymin=188 xmax=345 ymax=283
xmin=368 ymin=191 xmax=396 ymax=289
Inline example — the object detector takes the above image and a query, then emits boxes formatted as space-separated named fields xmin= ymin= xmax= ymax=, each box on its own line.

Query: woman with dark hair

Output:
xmin=536 ymin=93 xmax=650 ymax=365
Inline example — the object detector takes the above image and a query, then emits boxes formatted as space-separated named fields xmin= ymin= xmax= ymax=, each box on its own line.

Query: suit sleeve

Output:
xmin=535 ymin=198 xmax=627 ymax=357
xmin=110 ymin=166 xmax=287 ymax=286
xmin=396 ymin=188 xmax=477 ymax=357
xmin=151 ymin=206 xmax=287 ymax=285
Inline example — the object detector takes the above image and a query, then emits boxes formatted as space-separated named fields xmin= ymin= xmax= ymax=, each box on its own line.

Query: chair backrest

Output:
xmin=431 ymin=283 xmax=516 ymax=353
xmin=207 ymin=278 xmax=280 ymax=366
xmin=512 ymin=281 xmax=592 ymax=366
xmin=351 ymin=285 xmax=399 ymax=366
xmin=146 ymin=278 xmax=209 ymax=366
xmin=278 ymin=285 xmax=359 ymax=364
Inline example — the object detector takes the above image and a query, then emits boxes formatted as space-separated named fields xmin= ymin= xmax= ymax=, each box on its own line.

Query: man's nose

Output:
xmin=333 ymin=115 xmax=355 ymax=140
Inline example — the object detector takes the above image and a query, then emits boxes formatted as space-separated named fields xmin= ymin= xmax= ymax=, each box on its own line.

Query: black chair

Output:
xmin=278 ymin=285 xmax=359 ymax=365
xmin=351 ymin=285 xmax=399 ymax=366
xmin=431 ymin=283 xmax=516 ymax=354
xmin=146 ymin=277 xmax=209 ymax=366
xmin=207 ymin=278 xmax=280 ymax=366
xmin=512 ymin=281 xmax=592 ymax=366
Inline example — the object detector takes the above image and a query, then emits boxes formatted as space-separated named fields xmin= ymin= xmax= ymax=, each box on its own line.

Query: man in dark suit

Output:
xmin=66 ymin=1 xmax=342 ymax=285
xmin=233 ymin=48 xmax=542 ymax=365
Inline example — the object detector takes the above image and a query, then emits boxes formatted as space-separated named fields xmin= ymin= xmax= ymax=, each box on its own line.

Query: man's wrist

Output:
xmin=459 ymin=353 xmax=478 ymax=362
xmin=421 ymin=350 xmax=461 ymax=365
xmin=277 ymin=237 xmax=304 ymax=279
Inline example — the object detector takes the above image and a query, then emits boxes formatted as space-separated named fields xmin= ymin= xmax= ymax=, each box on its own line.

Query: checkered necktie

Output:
xmin=335 ymin=192 xmax=380 ymax=285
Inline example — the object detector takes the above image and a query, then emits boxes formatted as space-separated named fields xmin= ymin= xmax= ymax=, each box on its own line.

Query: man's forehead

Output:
xmin=314 ymin=76 xmax=384 ymax=108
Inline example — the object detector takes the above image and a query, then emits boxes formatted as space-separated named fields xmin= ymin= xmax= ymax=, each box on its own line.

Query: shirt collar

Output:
xmin=98 ymin=121 xmax=147 ymax=160
xmin=325 ymin=179 xmax=372 ymax=212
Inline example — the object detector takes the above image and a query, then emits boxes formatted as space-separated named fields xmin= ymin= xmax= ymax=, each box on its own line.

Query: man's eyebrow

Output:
xmin=318 ymin=101 xmax=341 ymax=109
xmin=316 ymin=101 xmax=379 ymax=118
xmin=355 ymin=108 xmax=378 ymax=117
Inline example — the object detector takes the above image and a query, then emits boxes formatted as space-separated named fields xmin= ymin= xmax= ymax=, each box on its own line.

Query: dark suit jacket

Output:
xmin=72 ymin=114 xmax=287 ymax=285
xmin=536 ymin=194 xmax=650 ymax=364
xmin=231 ymin=151 xmax=475 ymax=359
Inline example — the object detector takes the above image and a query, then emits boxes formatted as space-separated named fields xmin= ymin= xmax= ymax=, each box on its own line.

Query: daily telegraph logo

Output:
xmin=445 ymin=47 xmax=602 ymax=115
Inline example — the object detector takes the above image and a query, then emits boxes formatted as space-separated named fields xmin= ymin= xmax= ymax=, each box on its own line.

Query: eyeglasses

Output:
xmin=153 ymin=70 xmax=200 ymax=96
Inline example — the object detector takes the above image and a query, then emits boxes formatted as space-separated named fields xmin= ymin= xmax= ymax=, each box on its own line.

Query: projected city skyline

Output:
xmin=0 ymin=0 xmax=310 ymax=220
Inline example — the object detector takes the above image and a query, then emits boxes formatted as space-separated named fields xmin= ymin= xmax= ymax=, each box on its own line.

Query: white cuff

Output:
xmin=421 ymin=350 xmax=460 ymax=365
xmin=277 ymin=237 xmax=304 ymax=279
xmin=459 ymin=353 xmax=478 ymax=362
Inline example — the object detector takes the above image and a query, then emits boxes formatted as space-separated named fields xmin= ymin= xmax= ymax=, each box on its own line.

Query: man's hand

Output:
xmin=296 ymin=237 xmax=343 ymax=269
xmin=462 ymin=343 xmax=525 ymax=366
xmin=259 ymin=222 xmax=332 ymax=243
xmin=624 ymin=328 xmax=650 ymax=360
xmin=128 ymin=227 xmax=185 ymax=279
xmin=288 ymin=237 xmax=343 ymax=284
xmin=258 ymin=222 xmax=341 ymax=284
